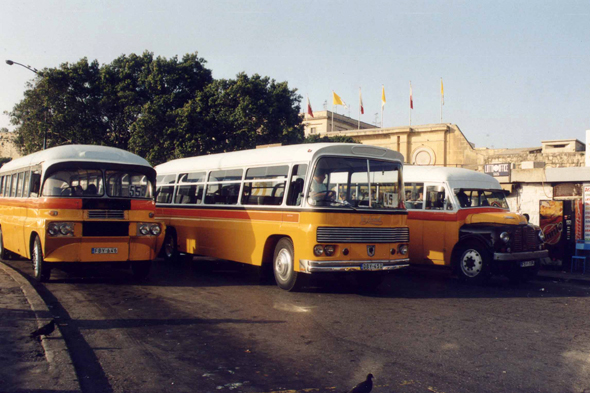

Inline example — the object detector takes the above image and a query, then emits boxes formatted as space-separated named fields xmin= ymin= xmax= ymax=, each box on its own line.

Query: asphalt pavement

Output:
xmin=2 ymin=260 xmax=590 ymax=393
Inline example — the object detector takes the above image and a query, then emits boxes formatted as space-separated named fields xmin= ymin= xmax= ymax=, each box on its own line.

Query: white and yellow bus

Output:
xmin=0 ymin=145 xmax=164 ymax=281
xmin=404 ymin=165 xmax=548 ymax=283
xmin=155 ymin=143 xmax=410 ymax=291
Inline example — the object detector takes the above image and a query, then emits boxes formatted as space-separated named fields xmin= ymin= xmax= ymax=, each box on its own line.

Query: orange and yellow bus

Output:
xmin=155 ymin=143 xmax=410 ymax=291
xmin=0 ymin=145 xmax=164 ymax=281
xmin=404 ymin=165 xmax=547 ymax=283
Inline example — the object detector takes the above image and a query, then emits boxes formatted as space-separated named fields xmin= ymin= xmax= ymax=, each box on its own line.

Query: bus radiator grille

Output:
xmin=317 ymin=227 xmax=409 ymax=243
xmin=88 ymin=210 xmax=125 ymax=219
xmin=512 ymin=226 xmax=538 ymax=252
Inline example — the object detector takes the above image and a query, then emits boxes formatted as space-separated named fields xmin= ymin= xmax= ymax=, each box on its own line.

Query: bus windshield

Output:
xmin=455 ymin=189 xmax=508 ymax=209
xmin=42 ymin=168 xmax=153 ymax=199
xmin=308 ymin=157 xmax=402 ymax=209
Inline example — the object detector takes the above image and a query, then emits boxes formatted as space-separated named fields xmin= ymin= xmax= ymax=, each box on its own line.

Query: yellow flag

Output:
xmin=332 ymin=91 xmax=344 ymax=106
xmin=381 ymin=86 xmax=386 ymax=108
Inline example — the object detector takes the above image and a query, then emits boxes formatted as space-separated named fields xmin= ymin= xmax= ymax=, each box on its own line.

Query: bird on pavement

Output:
xmin=30 ymin=319 xmax=56 ymax=339
xmin=348 ymin=373 xmax=374 ymax=393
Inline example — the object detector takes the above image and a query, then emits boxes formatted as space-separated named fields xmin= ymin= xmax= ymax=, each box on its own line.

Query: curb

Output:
xmin=0 ymin=261 xmax=80 ymax=391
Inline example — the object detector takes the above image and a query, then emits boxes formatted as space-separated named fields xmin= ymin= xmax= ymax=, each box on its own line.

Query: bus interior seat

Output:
xmin=287 ymin=178 xmax=304 ymax=205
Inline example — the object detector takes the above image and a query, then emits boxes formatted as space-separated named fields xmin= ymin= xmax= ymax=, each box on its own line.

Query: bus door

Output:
xmin=422 ymin=183 xmax=449 ymax=265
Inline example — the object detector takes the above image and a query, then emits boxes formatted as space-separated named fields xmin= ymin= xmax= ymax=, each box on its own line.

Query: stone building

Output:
xmin=0 ymin=132 xmax=21 ymax=160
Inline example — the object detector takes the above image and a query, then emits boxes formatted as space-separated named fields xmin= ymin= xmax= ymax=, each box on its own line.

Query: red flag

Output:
xmin=410 ymin=81 xmax=414 ymax=110
xmin=359 ymin=88 xmax=364 ymax=115
xmin=307 ymin=97 xmax=314 ymax=117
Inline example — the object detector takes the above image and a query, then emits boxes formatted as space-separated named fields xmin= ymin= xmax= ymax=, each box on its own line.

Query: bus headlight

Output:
xmin=538 ymin=230 xmax=545 ymax=243
xmin=313 ymin=245 xmax=324 ymax=256
xmin=138 ymin=224 xmax=150 ymax=236
xmin=150 ymin=224 xmax=161 ymax=236
xmin=47 ymin=222 xmax=75 ymax=237
xmin=324 ymin=245 xmax=335 ymax=256
xmin=398 ymin=244 xmax=408 ymax=255
xmin=500 ymin=232 xmax=511 ymax=244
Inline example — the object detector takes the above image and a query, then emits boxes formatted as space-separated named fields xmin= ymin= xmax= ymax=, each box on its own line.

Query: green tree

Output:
xmin=8 ymin=52 xmax=304 ymax=165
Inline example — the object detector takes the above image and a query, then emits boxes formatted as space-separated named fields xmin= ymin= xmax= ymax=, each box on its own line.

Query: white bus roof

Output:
xmin=155 ymin=143 xmax=404 ymax=175
xmin=0 ymin=145 xmax=152 ymax=173
xmin=404 ymin=165 xmax=502 ymax=190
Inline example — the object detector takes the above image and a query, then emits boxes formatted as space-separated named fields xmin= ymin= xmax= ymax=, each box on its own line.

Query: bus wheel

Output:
xmin=31 ymin=236 xmax=51 ymax=282
xmin=162 ymin=230 xmax=179 ymax=264
xmin=355 ymin=272 xmax=384 ymax=292
xmin=0 ymin=226 xmax=7 ymax=260
xmin=273 ymin=238 xmax=300 ymax=291
xmin=456 ymin=243 xmax=491 ymax=284
xmin=131 ymin=261 xmax=152 ymax=280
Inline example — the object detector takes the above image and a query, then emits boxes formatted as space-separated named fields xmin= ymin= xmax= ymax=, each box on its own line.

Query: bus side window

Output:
xmin=286 ymin=164 xmax=308 ymax=206
xmin=10 ymin=174 xmax=17 ymax=197
xmin=30 ymin=171 xmax=41 ymax=198
xmin=23 ymin=171 xmax=30 ymax=198
xmin=404 ymin=182 xmax=424 ymax=210
xmin=16 ymin=172 xmax=24 ymax=198
xmin=425 ymin=186 xmax=445 ymax=210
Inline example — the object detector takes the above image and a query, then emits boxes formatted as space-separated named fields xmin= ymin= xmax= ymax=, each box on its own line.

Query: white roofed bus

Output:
xmin=155 ymin=143 xmax=410 ymax=291
xmin=0 ymin=145 xmax=164 ymax=281
xmin=403 ymin=165 xmax=548 ymax=284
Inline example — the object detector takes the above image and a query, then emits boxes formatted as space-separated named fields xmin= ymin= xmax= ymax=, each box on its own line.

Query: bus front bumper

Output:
xmin=299 ymin=259 xmax=410 ymax=273
xmin=493 ymin=249 xmax=549 ymax=261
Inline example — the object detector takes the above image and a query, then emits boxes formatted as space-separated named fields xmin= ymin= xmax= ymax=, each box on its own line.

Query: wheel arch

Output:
xmin=29 ymin=231 xmax=42 ymax=259
xmin=262 ymin=234 xmax=293 ymax=268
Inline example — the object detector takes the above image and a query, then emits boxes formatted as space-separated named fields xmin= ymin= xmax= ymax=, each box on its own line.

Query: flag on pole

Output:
xmin=359 ymin=88 xmax=364 ymax=115
xmin=333 ymin=91 xmax=345 ymax=106
xmin=307 ymin=97 xmax=314 ymax=117
xmin=410 ymin=81 xmax=413 ymax=110
xmin=381 ymin=86 xmax=386 ymax=109
xmin=441 ymin=78 xmax=444 ymax=105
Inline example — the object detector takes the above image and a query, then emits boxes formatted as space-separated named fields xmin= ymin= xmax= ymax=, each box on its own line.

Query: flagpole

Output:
xmin=331 ymin=105 xmax=334 ymax=132
xmin=409 ymin=81 xmax=412 ymax=127
xmin=440 ymin=77 xmax=443 ymax=123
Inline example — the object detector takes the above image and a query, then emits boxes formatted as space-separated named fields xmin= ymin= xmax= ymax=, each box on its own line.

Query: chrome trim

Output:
xmin=87 ymin=210 xmax=126 ymax=220
xmin=317 ymin=227 xmax=409 ymax=243
xmin=299 ymin=258 xmax=410 ymax=273
xmin=493 ymin=250 xmax=549 ymax=261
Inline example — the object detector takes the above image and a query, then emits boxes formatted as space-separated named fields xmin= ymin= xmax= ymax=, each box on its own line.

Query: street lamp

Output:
xmin=6 ymin=59 xmax=47 ymax=149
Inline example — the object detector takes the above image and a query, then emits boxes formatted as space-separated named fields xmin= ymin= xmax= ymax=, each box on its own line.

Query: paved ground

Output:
xmin=0 ymin=262 xmax=79 ymax=392
xmin=3 ymin=258 xmax=590 ymax=393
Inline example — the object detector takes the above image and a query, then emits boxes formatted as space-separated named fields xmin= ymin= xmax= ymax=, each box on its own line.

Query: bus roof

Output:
xmin=404 ymin=165 xmax=502 ymax=190
xmin=155 ymin=143 xmax=404 ymax=175
xmin=0 ymin=144 xmax=152 ymax=173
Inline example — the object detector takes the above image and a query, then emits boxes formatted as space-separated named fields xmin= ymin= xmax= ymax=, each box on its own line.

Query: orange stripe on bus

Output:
xmin=157 ymin=207 xmax=299 ymax=223
xmin=0 ymin=197 xmax=83 ymax=209
xmin=131 ymin=200 xmax=155 ymax=210
xmin=408 ymin=207 xmax=507 ymax=222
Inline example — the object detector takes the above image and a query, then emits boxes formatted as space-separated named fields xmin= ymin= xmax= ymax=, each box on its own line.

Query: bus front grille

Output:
xmin=83 ymin=222 xmax=129 ymax=237
xmin=317 ymin=227 xmax=410 ymax=243
xmin=88 ymin=210 xmax=125 ymax=219
xmin=513 ymin=226 xmax=538 ymax=252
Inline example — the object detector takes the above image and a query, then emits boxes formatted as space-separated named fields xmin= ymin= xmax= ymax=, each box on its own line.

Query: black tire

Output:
xmin=162 ymin=230 xmax=179 ymax=264
xmin=0 ymin=226 xmax=7 ymax=260
xmin=273 ymin=238 xmax=301 ymax=291
xmin=355 ymin=272 xmax=384 ymax=292
xmin=31 ymin=236 xmax=51 ymax=282
xmin=456 ymin=242 xmax=491 ymax=285
xmin=131 ymin=260 xmax=151 ymax=280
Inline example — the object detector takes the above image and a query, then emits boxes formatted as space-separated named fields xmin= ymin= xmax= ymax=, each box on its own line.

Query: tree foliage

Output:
xmin=8 ymin=51 xmax=304 ymax=165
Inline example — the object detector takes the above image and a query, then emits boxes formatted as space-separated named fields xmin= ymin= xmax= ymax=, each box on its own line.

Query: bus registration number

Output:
xmin=361 ymin=263 xmax=383 ymax=271
xmin=92 ymin=247 xmax=118 ymax=254
xmin=520 ymin=260 xmax=535 ymax=268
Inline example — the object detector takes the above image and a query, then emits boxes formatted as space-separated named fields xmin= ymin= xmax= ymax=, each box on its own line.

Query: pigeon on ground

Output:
xmin=30 ymin=319 xmax=56 ymax=339
xmin=348 ymin=373 xmax=373 ymax=393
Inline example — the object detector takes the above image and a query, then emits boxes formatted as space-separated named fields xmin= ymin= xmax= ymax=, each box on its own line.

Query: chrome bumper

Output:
xmin=299 ymin=258 xmax=410 ymax=273
xmin=493 ymin=249 xmax=549 ymax=261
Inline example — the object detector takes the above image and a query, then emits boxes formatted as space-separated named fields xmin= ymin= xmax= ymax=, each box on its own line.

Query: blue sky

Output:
xmin=2 ymin=0 xmax=589 ymax=149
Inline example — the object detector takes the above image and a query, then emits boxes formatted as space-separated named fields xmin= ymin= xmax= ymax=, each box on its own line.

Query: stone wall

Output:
xmin=0 ymin=132 xmax=21 ymax=159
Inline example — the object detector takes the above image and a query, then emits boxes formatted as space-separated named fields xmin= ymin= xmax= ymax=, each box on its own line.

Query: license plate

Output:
xmin=91 ymin=247 xmax=118 ymax=254
xmin=361 ymin=263 xmax=383 ymax=271
xmin=520 ymin=260 xmax=535 ymax=268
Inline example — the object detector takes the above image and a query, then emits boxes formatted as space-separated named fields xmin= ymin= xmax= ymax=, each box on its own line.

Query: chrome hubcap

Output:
xmin=461 ymin=249 xmax=483 ymax=278
xmin=33 ymin=245 xmax=40 ymax=276
xmin=275 ymin=248 xmax=292 ymax=281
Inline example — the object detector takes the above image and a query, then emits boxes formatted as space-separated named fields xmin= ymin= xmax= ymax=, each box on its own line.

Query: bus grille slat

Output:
xmin=317 ymin=227 xmax=409 ymax=243
xmin=88 ymin=210 xmax=125 ymax=220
